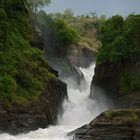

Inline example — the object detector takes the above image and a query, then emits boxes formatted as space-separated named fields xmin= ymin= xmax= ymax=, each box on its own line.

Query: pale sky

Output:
xmin=45 ymin=0 xmax=140 ymax=17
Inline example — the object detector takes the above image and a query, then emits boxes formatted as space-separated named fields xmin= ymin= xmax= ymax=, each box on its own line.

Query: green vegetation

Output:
xmin=104 ymin=109 xmax=139 ymax=125
xmin=96 ymin=15 xmax=140 ymax=64
xmin=28 ymin=0 xmax=51 ymax=13
xmin=36 ymin=11 xmax=79 ymax=57
xmin=120 ymin=72 xmax=140 ymax=92
xmin=49 ymin=10 xmax=103 ymax=53
xmin=0 ymin=75 xmax=16 ymax=101
xmin=96 ymin=14 xmax=140 ymax=93
xmin=1 ymin=0 xmax=139 ymax=107
xmin=0 ymin=0 xmax=56 ymax=105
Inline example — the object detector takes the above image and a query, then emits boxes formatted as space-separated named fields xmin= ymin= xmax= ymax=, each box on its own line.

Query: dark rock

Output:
xmin=0 ymin=78 xmax=67 ymax=135
xmin=47 ymin=57 xmax=86 ymax=88
xmin=46 ymin=43 xmax=95 ymax=88
xmin=69 ymin=109 xmax=140 ymax=140
xmin=68 ymin=44 xmax=95 ymax=68
xmin=90 ymin=62 xmax=140 ymax=108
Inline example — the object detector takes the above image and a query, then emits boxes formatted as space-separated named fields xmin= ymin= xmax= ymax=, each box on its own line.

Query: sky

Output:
xmin=44 ymin=0 xmax=140 ymax=17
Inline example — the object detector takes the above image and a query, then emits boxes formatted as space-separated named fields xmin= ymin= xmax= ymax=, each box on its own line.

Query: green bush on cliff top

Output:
xmin=36 ymin=11 xmax=79 ymax=57
xmin=96 ymin=14 xmax=140 ymax=93
xmin=97 ymin=14 xmax=140 ymax=64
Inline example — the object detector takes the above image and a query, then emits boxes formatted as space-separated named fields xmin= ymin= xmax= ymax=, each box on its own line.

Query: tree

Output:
xmin=54 ymin=19 xmax=78 ymax=47
xmin=63 ymin=8 xmax=74 ymax=19
xmin=0 ymin=76 xmax=16 ymax=101
xmin=89 ymin=11 xmax=97 ymax=18
xmin=96 ymin=14 xmax=140 ymax=64
xmin=98 ymin=15 xmax=124 ymax=44
xmin=28 ymin=0 xmax=51 ymax=13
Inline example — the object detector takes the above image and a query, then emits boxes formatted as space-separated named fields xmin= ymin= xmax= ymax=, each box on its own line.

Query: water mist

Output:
xmin=0 ymin=63 xmax=107 ymax=140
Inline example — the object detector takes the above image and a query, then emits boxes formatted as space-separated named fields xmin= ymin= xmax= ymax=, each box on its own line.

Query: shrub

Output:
xmin=97 ymin=14 xmax=140 ymax=64
xmin=0 ymin=0 xmax=56 ymax=105
xmin=0 ymin=75 xmax=16 ymax=101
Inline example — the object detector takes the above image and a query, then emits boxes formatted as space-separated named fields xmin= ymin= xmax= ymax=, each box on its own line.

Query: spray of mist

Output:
xmin=0 ymin=63 xmax=107 ymax=140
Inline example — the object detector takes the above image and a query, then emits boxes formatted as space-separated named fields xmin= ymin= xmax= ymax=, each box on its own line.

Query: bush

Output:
xmin=54 ymin=19 xmax=78 ymax=47
xmin=0 ymin=76 xmax=16 ymax=101
xmin=97 ymin=14 xmax=140 ymax=64
xmin=36 ymin=11 xmax=79 ymax=57
xmin=0 ymin=0 xmax=56 ymax=105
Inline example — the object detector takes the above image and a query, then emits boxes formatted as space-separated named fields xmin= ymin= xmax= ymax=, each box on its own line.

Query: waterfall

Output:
xmin=0 ymin=63 xmax=107 ymax=140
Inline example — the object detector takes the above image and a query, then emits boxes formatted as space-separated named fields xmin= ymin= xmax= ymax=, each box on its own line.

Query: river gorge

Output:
xmin=1 ymin=1 xmax=140 ymax=140
xmin=0 ymin=63 xmax=107 ymax=140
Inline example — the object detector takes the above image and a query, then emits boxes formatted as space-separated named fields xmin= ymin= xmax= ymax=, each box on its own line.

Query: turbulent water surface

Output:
xmin=0 ymin=63 xmax=107 ymax=140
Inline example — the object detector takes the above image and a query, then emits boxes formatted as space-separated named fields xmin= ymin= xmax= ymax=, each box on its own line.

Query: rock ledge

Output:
xmin=69 ymin=109 xmax=140 ymax=140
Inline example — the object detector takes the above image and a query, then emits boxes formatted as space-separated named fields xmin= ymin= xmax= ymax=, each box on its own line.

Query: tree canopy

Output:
xmin=28 ymin=0 xmax=51 ymax=13
xmin=96 ymin=14 xmax=140 ymax=64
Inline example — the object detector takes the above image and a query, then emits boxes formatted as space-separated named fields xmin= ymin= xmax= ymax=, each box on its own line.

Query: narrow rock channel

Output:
xmin=0 ymin=63 xmax=107 ymax=140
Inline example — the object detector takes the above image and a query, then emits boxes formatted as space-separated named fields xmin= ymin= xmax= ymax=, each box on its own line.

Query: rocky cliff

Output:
xmin=68 ymin=43 xmax=95 ymax=68
xmin=70 ymin=109 xmax=140 ymax=140
xmin=0 ymin=78 xmax=67 ymax=135
xmin=90 ymin=61 xmax=140 ymax=108
xmin=34 ymin=11 xmax=95 ymax=86
xmin=0 ymin=0 xmax=67 ymax=134
xmin=90 ymin=14 xmax=140 ymax=109
xmin=46 ymin=42 xmax=95 ymax=88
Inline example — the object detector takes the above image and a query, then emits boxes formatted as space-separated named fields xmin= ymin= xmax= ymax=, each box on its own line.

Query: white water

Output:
xmin=0 ymin=63 xmax=107 ymax=140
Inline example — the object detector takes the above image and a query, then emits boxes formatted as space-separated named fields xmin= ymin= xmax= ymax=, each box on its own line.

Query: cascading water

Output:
xmin=0 ymin=63 xmax=107 ymax=140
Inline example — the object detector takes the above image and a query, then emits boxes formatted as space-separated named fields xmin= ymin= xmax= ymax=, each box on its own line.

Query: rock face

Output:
xmin=69 ymin=109 xmax=140 ymax=140
xmin=35 ymin=12 xmax=96 ymax=87
xmin=68 ymin=43 xmax=95 ymax=68
xmin=0 ymin=78 xmax=67 ymax=135
xmin=46 ymin=43 xmax=95 ymax=88
xmin=90 ymin=62 xmax=140 ymax=108
xmin=47 ymin=57 xmax=85 ymax=89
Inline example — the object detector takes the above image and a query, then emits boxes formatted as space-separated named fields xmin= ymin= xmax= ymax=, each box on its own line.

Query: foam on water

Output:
xmin=0 ymin=63 xmax=107 ymax=140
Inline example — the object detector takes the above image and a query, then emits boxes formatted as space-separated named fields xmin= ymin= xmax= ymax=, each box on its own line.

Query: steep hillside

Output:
xmin=0 ymin=0 xmax=67 ymax=134
xmin=91 ymin=15 xmax=140 ymax=108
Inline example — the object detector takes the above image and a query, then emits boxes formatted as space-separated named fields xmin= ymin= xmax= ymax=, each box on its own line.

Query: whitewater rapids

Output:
xmin=0 ymin=63 xmax=107 ymax=140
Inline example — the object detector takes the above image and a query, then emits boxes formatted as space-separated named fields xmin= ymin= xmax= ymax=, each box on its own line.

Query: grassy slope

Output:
xmin=0 ymin=0 xmax=56 ymax=107
xmin=68 ymin=16 xmax=100 ymax=53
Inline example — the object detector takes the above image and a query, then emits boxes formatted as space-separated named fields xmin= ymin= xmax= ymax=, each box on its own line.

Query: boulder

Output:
xmin=69 ymin=109 xmax=140 ymax=140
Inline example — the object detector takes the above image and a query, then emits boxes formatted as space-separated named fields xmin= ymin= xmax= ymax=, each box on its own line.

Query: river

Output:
xmin=0 ymin=63 xmax=107 ymax=140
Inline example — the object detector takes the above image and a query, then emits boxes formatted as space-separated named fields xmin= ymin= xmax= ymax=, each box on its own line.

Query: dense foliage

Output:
xmin=36 ymin=11 xmax=78 ymax=57
xmin=0 ymin=0 xmax=55 ymax=105
xmin=96 ymin=14 xmax=140 ymax=93
xmin=28 ymin=0 xmax=51 ymax=13
xmin=97 ymin=15 xmax=140 ymax=64
xmin=53 ymin=19 xmax=78 ymax=47
xmin=49 ymin=11 xmax=101 ymax=52
xmin=1 ymin=0 xmax=139 ymax=106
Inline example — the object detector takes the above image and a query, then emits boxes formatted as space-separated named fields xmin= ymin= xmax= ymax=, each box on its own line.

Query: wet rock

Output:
xmin=47 ymin=57 xmax=85 ymax=88
xmin=68 ymin=44 xmax=95 ymax=68
xmin=46 ymin=43 xmax=95 ymax=88
xmin=0 ymin=78 xmax=67 ymax=135
xmin=90 ymin=62 xmax=140 ymax=108
xmin=69 ymin=109 xmax=140 ymax=140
